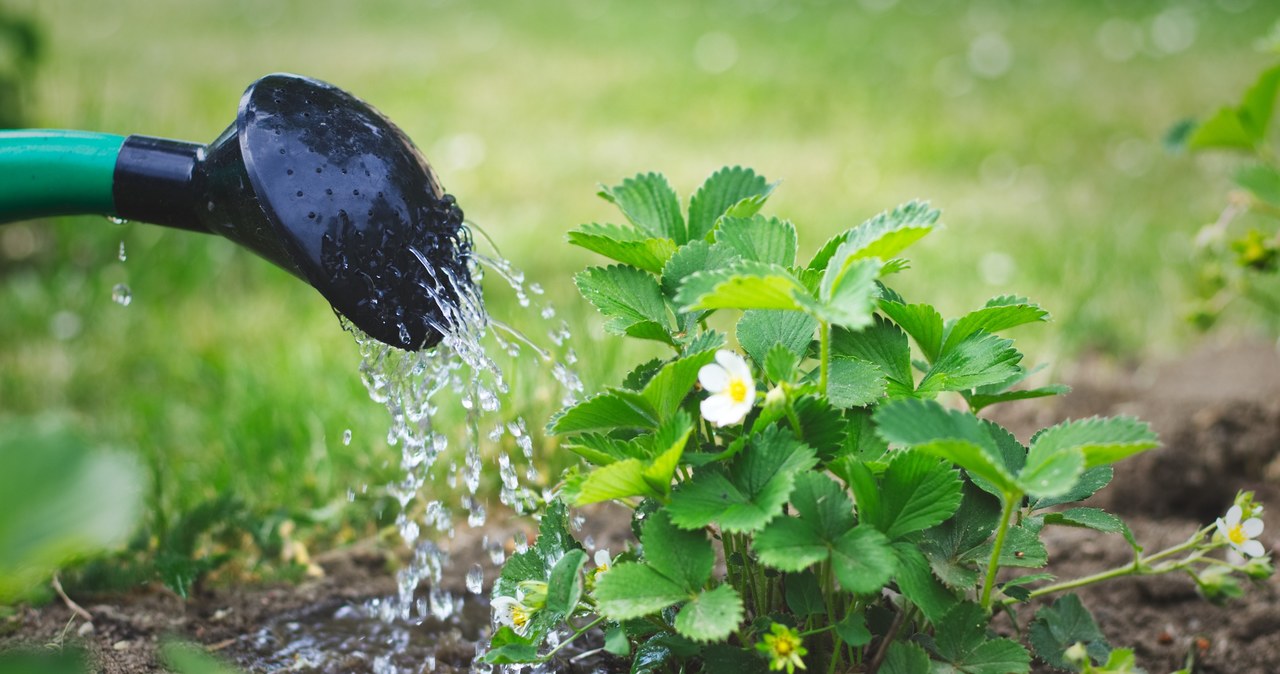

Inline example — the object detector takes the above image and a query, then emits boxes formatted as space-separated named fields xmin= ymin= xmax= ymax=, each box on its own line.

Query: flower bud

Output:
xmin=1243 ymin=556 xmax=1274 ymax=580
xmin=1063 ymin=641 xmax=1089 ymax=666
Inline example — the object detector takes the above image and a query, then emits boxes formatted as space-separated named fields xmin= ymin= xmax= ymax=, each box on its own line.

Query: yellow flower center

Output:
xmin=728 ymin=378 xmax=749 ymax=403
xmin=774 ymin=637 xmax=794 ymax=656
xmin=1228 ymin=523 xmax=1247 ymax=545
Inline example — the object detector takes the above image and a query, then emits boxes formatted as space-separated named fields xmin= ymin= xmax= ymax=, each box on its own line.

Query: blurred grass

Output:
xmin=1 ymin=0 xmax=1278 ymax=568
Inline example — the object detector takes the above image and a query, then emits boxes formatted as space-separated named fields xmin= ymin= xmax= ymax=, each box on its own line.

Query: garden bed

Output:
xmin=2 ymin=340 xmax=1278 ymax=673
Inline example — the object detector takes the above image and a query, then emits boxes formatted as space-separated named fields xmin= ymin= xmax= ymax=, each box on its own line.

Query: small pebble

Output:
xmin=112 ymin=640 xmax=131 ymax=651
xmin=76 ymin=622 xmax=94 ymax=637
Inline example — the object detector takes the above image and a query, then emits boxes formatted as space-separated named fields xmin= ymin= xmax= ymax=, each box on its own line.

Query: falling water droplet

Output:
xmin=106 ymin=215 xmax=127 ymax=225
xmin=117 ymin=241 xmax=127 ymax=261
xmin=111 ymin=283 xmax=132 ymax=306
xmin=342 ymin=429 xmax=353 ymax=446
xmin=465 ymin=563 xmax=484 ymax=594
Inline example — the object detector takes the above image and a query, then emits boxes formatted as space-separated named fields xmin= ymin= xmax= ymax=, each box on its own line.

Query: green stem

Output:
xmin=980 ymin=494 xmax=1018 ymax=609
xmin=540 ymin=615 xmax=607 ymax=662
xmin=818 ymin=321 xmax=831 ymax=394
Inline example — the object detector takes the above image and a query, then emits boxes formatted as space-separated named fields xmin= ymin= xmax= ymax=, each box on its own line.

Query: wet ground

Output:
xmin=2 ymin=340 xmax=1279 ymax=673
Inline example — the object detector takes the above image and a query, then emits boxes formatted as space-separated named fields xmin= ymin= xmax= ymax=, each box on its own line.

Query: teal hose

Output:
xmin=0 ymin=130 xmax=125 ymax=223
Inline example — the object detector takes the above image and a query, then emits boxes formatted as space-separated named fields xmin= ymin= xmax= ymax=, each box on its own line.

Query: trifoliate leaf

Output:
xmin=917 ymin=332 xmax=1023 ymax=394
xmin=599 ymin=172 xmax=687 ymax=243
xmin=784 ymin=570 xmax=826 ymax=617
xmin=594 ymin=563 xmax=689 ymax=619
xmin=567 ymin=223 xmax=679 ymax=273
xmin=826 ymin=357 xmax=887 ymax=408
xmin=832 ymin=316 xmax=913 ymax=393
xmin=737 ymin=310 xmax=817 ymax=370
xmin=875 ymin=450 xmax=963 ymax=540
xmin=675 ymin=261 xmax=813 ymax=313
xmin=1028 ymin=594 xmax=1111 ymax=670
xmin=688 ymin=166 xmax=776 ymax=242
xmin=575 ymin=265 xmax=671 ymax=337
xmin=673 ymin=584 xmax=744 ymax=642
xmin=880 ymin=639 xmax=932 ymax=674
xmin=661 ymin=239 xmax=742 ymax=297
xmin=755 ymin=472 xmax=856 ymax=571
xmin=942 ymin=300 xmax=1049 ymax=356
xmin=714 ymin=214 xmax=798 ymax=267
xmin=874 ymin=399 xmax=1019 ymax=495
xmin=878 ymin=301 xmax=944 ymax=362
xmin=642 ymin=350 xmax=717 ymax=422
xmin=920 ymin=486 xmax=1001 ymax=589
xmin=1028 ymin=416 xmax=1158 ymax=469
xmin=830 ymin=525 xmax=896 ymax=594
xmin=1043 ymin=507 xmax=1139 ymax=552
xmin=668 ymin=426 xmax=818 ymax=533
xmin=809 ymin=255 xmax=881 ymax=331
xmin=807 ymin=200 xmax=940 ymax=271
xmin=930 ymin=601 xmax=1031 ymax=674
xmin=643 ymin=510 xmax=714 ymax=591
xmin=550 ymin=388 xmax=659 ymax=434
xmin=893 ymin=543 xmax=959 ymax=624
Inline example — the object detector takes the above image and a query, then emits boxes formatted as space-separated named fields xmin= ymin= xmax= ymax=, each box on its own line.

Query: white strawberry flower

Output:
xmin=593 ymin=548 xmax=612 ymax=576
xmin=1216 ymin=505 xmax=1266 ymax=558
xmin=492 ymin=595 xmax=535 ymax=636
xmin=698 ymin=350 xmax=756 ymax=427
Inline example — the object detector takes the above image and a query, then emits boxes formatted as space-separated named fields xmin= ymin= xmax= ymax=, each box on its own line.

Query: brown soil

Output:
xmin=3 ymin=340 xmax=1279 ymax=673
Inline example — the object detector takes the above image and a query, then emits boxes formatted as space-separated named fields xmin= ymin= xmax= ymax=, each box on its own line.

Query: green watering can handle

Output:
xmin=0 ymin=130 xmax=127 ymax=222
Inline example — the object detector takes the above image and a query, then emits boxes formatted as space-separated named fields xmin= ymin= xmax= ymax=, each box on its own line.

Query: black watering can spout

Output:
xmin=0 ymin=73 xmax=470 ymax=351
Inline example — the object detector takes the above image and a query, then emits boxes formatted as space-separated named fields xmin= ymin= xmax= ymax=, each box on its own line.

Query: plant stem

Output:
xmin=980 ymin=494 xmax=1017 ymax=609
xmin=818 ymin=321 xmax=831 ymax=394
xmin=540 ymin=615 xmax=607 ymax=662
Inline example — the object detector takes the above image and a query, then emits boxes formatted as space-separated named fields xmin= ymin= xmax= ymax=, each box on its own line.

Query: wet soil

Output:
xmin=2 ymin=340 xmax=1278 ymax=673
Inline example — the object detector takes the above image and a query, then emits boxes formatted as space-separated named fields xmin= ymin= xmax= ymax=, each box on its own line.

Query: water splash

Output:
xmin=111 ymin=283 xmax=132 ymax=306
xmin=341 ymin=225 xmax=580 ymax=673
xmin=118 ymin=241 xmax=127 ymax=262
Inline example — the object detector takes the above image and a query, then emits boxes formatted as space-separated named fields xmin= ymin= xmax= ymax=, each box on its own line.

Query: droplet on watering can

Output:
xmin=118 ymin=241 xmax=127 ymax=262
xmin=111 ymin=283 xmax=132 ymax=306
xmin=465 ymin=564 xmax=484 ymax=594
xmin=342 ymin=429 xmax=353 ymax=446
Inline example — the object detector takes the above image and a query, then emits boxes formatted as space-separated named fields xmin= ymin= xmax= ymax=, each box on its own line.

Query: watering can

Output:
xmin=0 ymin=73 xmax=468 ymax=351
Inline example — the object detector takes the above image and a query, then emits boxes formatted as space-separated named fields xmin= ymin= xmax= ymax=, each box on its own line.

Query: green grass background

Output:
xmin=1 ymin=0 xmax=1277 ymax=557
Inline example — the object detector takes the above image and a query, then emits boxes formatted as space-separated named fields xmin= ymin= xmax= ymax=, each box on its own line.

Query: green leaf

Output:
xmin=917 ymin=332 xmax=1023 ymax=394
xmin=973 ymin=524 xmax=1047 ymax=568
xmin=594 ymin=563 xmax=688 ymax=620
xmin=810 ymin=256 xmax=881 ymax=330
xmin=920 ymin=486 xmax=1001 ymax=589
xmin=673 ymin=584 xmax=744 ymax=642
xmin=755 ymin=473 xmax=856 ymax=571
xmin=1031 ymin=466 xmax=1113 ymax=509
xmin=831 ymin=525 xmax=896 ymax=594
xmin=1043 ymin=507 xmax=1139 ymax=552
xmin=714 ymin=214 xmax=798 ymax=267
xmin=876 ymin=451 xmax=963 ymax=540
xmin=688 ymin=166 xmax=776 ymax=242
xmin=784 ymin=570 xmax=826 ymax=617
xmin=832 ymin=316 xmax=914 ymax=392
xmin=764 ymin=344 xmax=801 ymax=383
xmin=966 ymin=384 xmax=1070 ymax=412
xmin=675 ymin=261 xmax=813 ymax=313
xmin=793 ymin=396 xmax=849 ymax=460
xmin=1234 ymin=164 xmax=1280 ymax=207
xmin=893 ymin=543 xmax=959 ymax=624
xmin=575 ymin=265 xmax=671 ymax=338
xmin=1239 ymin=63 xmax=1280 ymax=142
xmin=668 ymin=426 xmax=819 ymax=533
xmin=495 ymin=501 xmax=584 ymax=620
xmin=1187 ymin=106 xmax=1255 ymax=152
xmin=567 ymin=223 xmax=679 ymax=273
xmin=643 ymin=510 xmax=714 ymax=591
xmin=878 ymin=301 xmax=944 ymax=362
xmin=599 ymin=172 xmax=687 ymax=243
xmin=576 ymin=458 xmax=663 ymax=505
xmin=807 ymin=200 xmax=940 ymax=271
xmin=826 ymin=357 xmax=887 ymax=408
xmin=545 ymin=549 xmax=588 ymax=619
xmin=550 ymin=388 xmax=659 ymax=434
xmin=604 ymin=624 xmax=630 ymax=656
xmin=880 ymin=641 xmax=932 ymax=674
xmin=738 ymin=310 xmax=818 ymax=371
xmin=1029 ymin=417 xmax=1158 ymax=469
xmin=931 ymin=601 xmax=1031 ymax=674
xmin=1028 ymin=594 xmax=1111 ymax=670
xmin=942 ymin=300 xmax=1049 ymax=356
xmin=1018 ymin=438 xmax=1084 ymax=501
xmin=642 ymin=351 xmax=717 ymax=421
xmin=661 ymin=239 xmax=742 ymax=297
xmin=0 ymin=420 xmax=144 ymax=602
xmin=835 ymin=612 xmax=872 ymax=648
xmin=874 ymin=399 xmax=1019 ymax=495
